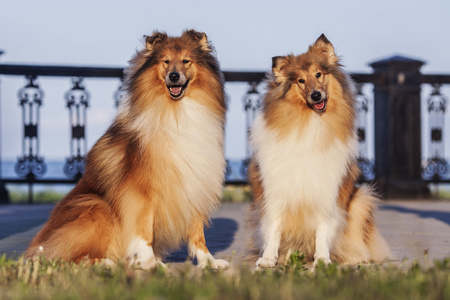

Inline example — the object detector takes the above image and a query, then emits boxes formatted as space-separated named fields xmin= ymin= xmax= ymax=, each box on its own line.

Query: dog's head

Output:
xmin=146 ymin=30 xmax=211 ymax=100
xmin=271 ymin=34 xmax=340 ymax=114
xmin=125 ymin=30 xmax=223 ymax=104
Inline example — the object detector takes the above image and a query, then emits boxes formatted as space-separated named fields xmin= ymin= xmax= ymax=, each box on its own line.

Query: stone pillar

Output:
xmin=0 ymin=50 xmax=10 ymax=204
xmin=371 ymin=55 xmax=429 ymax=198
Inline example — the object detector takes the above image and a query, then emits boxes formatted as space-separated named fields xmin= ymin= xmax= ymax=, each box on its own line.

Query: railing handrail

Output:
xmin=0 ymin=64 xmax=124 ymax=78
xmin=421 ymin=74 xmax=450 ymax=84
xmin=0 ymin=63 xmax=269 ymax=82
xmin=4 ymin=63 xmax=450 ymax=85
xmin=0 ymin=63 xmax=388 ymax=84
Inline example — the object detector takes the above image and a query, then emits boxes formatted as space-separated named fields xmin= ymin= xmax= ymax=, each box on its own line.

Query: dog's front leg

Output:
xmin=313 ymin=220 xmax=336 ymax=267
xmin=188 ymin=219 xmax=229 ymax=269
xmin=127 ymin=209 xmax=164 ymax=269
xmin=256 ymin=215 xmax=281 ymax=268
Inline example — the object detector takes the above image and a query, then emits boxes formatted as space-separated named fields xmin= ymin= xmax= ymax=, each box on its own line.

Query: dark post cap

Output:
xmin=370 ymin=55 xmax=425 ymax=70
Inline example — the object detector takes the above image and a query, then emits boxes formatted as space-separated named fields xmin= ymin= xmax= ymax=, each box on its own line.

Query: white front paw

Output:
xmin=129 ymin=255 xmax=157 ymax=270
xmin=199 ymin=258 xmax=229 ymax=269
xmin=197 ymin=253 xmax=229 ymax=269
xmin=312 ymin=257 xmax=332 ymax=268
xmin=256 ymin=256 xmax=277 ymax=268
xmin=101 ymin=258 xmax=115 ymax=268
xmin=127 ymin=238 xmax=165 ymax=270
xmin=129 ymin=255 xmax=167 ymax=270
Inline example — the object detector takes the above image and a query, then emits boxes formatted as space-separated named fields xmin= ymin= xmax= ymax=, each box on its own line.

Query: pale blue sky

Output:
xmin=1 ymin=0 xmax=450 ymax=161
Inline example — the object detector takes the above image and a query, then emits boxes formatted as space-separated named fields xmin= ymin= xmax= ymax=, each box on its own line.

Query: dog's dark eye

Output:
xmin=164 ymin=60 xmax=170 ymax=64
xmin=182 ymin=59 xmax=190 ymax=64
xmin=299 ymin=79 xmax=305 ymax=83
xmin=316 ymin=72 xmax=322 ymax=78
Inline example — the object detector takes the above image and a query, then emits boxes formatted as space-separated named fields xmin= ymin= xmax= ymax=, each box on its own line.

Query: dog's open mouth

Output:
xmin=312 ymin=99 xmax=327 ymax=112
xmin=167 ymin=80 xmax=189 ymax=100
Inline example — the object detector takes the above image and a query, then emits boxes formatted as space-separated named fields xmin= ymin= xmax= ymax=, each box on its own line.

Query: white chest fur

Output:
xmin=251 ymin=113 xmax=358 ymax=219
xmin=123 ymin=96 xmax=226 ymax=208
xmin=171 ymin=99 xmax=226 ymax=199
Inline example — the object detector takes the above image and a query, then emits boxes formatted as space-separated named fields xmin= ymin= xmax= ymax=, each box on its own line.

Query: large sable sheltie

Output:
xmin=248 ymin=34 xmax=390 ymax=268
xmin=25 ymin=30 xmax=229 ymax=269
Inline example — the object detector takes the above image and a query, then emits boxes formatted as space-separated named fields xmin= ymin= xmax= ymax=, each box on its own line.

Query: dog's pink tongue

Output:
xmin=314 ymin=101 xmax=325 ymax=110
xmin=170 ymin=87 xmax=181 ymax=94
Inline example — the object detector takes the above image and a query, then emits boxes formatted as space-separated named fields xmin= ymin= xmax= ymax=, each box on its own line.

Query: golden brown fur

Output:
xmin=26 ymin=30 xmax=229 ymax=269
xmin=248 ymin=34 xmax=390 ymax=267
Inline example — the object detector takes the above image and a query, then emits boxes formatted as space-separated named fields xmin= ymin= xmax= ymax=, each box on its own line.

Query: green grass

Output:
xmin=8 ymin=189 xmax=66 ymax=204
xmin=433 ymin=189 xmax=450 ymax=200
xmin=222 ymin=185 xmax=252 ymax=203
xmin=428 ymin=184 xmax=450 ymax=200
xmin=1 ymin=254 xmax=449 ymax=300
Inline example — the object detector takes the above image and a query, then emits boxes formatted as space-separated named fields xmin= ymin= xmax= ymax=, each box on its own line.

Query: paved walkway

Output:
xmin=1 ymin=201 xmax=449 ymax=266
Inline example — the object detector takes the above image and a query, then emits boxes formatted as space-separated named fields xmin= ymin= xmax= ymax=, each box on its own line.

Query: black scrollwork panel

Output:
xmin=15 ymin=75 xmax=46 ymax=178
xmin=240 ymin=158 xmax=250 ymax=179
xmin=423 ymin=157 xmax=448 ymax=180
xmin=114 ymin=81 xmax=126 ymax=108
xmin=64 ymin=156 xmax=85 ymax=179
xmin=431 ymin=128 xmax=442 ymax=142
xmin=63 ymin=77 xmax=90 ymax=179
xmin=355 ymin=83 xmax=375 ymax=180
xmin=241 ymin=82 xmax=261 ymax=178
xmin=357 ymin=158 xmax=375 ymax=181
xmin=423 ymin=84 xmax=449 ymax=180
xmin=357 ymin=128 xmax=366 ymax=143
xmin=15 ymin=156 xmax=47 ymax=178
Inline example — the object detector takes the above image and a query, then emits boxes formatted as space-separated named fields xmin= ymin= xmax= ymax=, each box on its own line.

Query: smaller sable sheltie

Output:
xmin=25 ymin=30 xmax=229 ymax=269
xmin=248 ymin=34 xmax=390 ymax=268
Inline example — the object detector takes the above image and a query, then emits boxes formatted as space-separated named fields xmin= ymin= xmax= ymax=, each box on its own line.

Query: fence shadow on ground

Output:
xmin=380 ymin=205 xmax=450 ymax=227
xmin=166 ymin=217 xmax=238 ymax=263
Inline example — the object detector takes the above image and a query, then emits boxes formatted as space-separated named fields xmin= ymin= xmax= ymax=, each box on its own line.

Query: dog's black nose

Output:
xmin=311 ymin=91 xmax=322 ymax=102
xmin=169 ymin=72 xmax=180 ymax=83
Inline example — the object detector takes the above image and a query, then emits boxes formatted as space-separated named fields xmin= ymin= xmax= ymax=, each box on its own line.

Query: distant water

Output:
xmin=1 ymin=160 xmax=67 ymax=179
xmin=1 ymin=159 xmax=248 ymax=192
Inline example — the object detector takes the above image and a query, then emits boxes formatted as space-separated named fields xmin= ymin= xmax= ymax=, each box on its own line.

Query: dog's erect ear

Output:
xmin=183 ymin=29 xmax=210 ymax=51
xmin=312 ymin=34 xmax=339 ymax=64
xmin=144 ymin=32 xmax=168 ymax=51
xmin=272 ymin=56 xmax=289 ymax=81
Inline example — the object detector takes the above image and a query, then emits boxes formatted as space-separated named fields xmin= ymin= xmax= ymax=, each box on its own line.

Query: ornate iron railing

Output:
xmin=1 ymin=58 xmax=450 ymax=202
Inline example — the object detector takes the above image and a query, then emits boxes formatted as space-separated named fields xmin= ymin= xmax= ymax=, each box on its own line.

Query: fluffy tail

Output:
xmin=335 ymin=185 xmax=391 ymax=264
